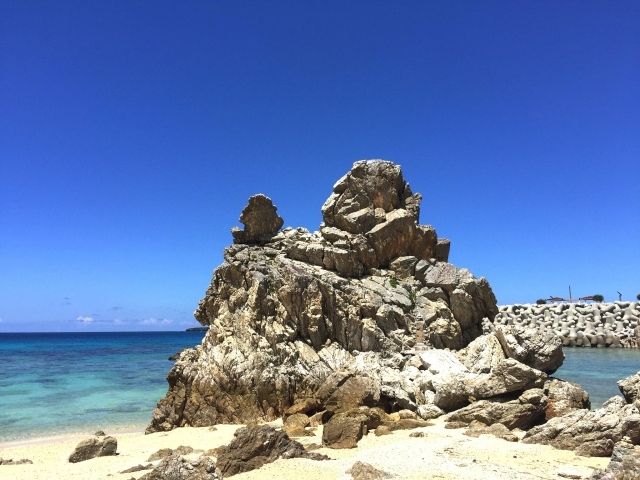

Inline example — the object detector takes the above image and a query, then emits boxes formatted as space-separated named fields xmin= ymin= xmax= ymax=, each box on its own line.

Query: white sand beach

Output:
xmin=0 ymin=418 xmax=608 ymax=480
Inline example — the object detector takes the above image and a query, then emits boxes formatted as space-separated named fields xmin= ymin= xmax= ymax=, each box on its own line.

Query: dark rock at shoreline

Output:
xmin=68 ymin=434 xmax=117 ymax=463
xmin=619 ymin=371 xmax=640 ymax=409
xmin=216 ymin=425 xmax=328 ymax=477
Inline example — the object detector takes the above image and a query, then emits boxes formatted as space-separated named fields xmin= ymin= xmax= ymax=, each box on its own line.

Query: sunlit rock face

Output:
xmin=147 ymin=160 xmax=498 ymax=433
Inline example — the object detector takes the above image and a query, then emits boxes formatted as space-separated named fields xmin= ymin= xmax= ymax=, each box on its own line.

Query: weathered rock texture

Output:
xmin=148 ymin=160 xmax=498 ymax=432
xmin=68 ymin=434 xmax=117 ymax=463
xmin=495 ymin=302 xmax=640 ymax=348
xmin=589 ymin=437 xmax=640 ymax=480
xmin=215 ymin=425 xmax=327 ymax=477
xmin=139 ymin=454 xmax=219 ymax=480
xmin=522 ymin=396 xmax=640 ymax=456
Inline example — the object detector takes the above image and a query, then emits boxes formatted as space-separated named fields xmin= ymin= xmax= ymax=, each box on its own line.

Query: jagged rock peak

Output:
xmin=231 ymin=194 xmax=284 ymax=245
xmin=322 ymin=160 xmax=421 ymax=234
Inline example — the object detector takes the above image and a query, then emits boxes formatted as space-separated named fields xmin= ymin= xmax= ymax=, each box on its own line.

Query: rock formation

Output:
xmin=147 ymin=160 xmax=497 ymax=433
xmin=68 ymin=433 xmax=117 ymax=463
xmin=589 ymin=436 xmax=640 ymax=479
xmin=494 ymin=303 xmax=640 ymax=348
xmin=215 ymin=425 xmax=327 ymax=477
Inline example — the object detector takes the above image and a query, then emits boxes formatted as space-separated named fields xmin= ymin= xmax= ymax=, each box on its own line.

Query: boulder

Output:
xmin=216 ymin=425 xmax=327 ymax=476
xmin=282 ymin=413 xmax=311 ymax=437
xmin=322 ymin=412 xmax=368 ymax=449
xmin=463 ymin=420 xmax=519 ymax=442
xmin=522 ymin=396 xmax=640 ymax=456
xmin=231 ymin=194 xmax=283 ymax=244
xmin=68 ymin=434 xmax=117 ymax=463
xmin=347 ymin=461 xmax=392 ymax=480
xmin=139 ymin=454 xmax=219 ymax=480
xmin=0 ymin=458 xmax=33 ymax=465
xmin=544 ymin=379 xmax=591 ymax=420
xmin=619 ymin=371 xmax=640 ymax=408
xmin=446 ymin=388 xmax=548 ymax=430
xmin=589 ymin=437 xmax=640 ymax=479
xmin=148 ymin=446 xmax=194 ymax=462
xmin=495 ymin=326 xmax=564 ymax=374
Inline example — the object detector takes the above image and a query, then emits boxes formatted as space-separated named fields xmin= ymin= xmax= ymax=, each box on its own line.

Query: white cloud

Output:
xmin=112 ymin=319 xmax=126 ymax=325
xmin=76 ymin=315 xmax=94 ymax=324
xmin=139 ymin=318 xmax=172 ymax=327
xmin=0 ymin=317 xmax=3 ymax=323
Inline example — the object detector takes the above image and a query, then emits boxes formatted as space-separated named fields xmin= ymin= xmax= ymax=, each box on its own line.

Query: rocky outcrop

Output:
xmin=495 ymin=302 xmax=640 ymax=348
xmin=522 ymin=396 xmax=640 ymax=456
xmin=68 ymin=433 xmax=117 ymax=463
xmin=139 ymin=454 xmax=219 ymax=480
xmin=619 ymin=371 xmax=640 ymax=409
xmin=347 ymin=461 xmax=393 ymax=480
xmin=147 ymin=160 xmax=498 ymax=433
xmin=215 ymin=425 xmax=327 ymax=477
xmin=544 ymin=378 xmax=590 ymax=419
xmin=589 ymin=437 xmax=640 ymax=479
xmin=231 ymin=194 xmax=284 ymax=245
xmin=0 ymin=458 xmax=33 ymax=465
xmin=445 ymin=388 xmax=548 ymax=430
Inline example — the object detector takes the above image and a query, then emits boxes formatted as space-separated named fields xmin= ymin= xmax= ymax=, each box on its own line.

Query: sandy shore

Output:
xmin=0 ymin=418 xmax=608 ymax=480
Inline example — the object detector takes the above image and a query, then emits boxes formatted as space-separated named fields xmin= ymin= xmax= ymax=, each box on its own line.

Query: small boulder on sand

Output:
xmin=68 ymin=434 xmax=117 ymax=463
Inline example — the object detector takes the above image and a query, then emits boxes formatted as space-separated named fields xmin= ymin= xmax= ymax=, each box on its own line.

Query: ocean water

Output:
xmin=0 ymin=331 xmax=205 ymax=442
xmin=556 ymin=347 xmax=640 ymax=407
xmin=0 ymin=332 xmax=638 ymax=443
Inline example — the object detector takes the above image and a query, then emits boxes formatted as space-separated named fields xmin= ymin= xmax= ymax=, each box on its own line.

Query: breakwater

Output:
xmin=494 ymin=302 xmax=640 ymax=348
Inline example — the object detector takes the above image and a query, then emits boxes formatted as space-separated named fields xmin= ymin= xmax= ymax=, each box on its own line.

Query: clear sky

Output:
xmin=1 ymin=1 xmax=638 ymax=332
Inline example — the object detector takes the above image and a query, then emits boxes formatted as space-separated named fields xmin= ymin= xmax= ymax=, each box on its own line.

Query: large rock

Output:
xmin=544 ymin=378 xmax=590 ymax=419
xmin=322 ymin=411 xmax=368 ymax=449
xmin=231 ymin=194 xmax=283 ymax=244
xmin=495 ymin=326 xmax=564 ymax=374
xmin=139 ymin=455 xmax=219 ymax=480
xmin=68 ymin=434 xmax=117 ymax=463
xmin=619 ymin=371 xmax=640 ymax=409
xmin=216 ymin=425 xmax=327 ymax=476
xmin=147 ymin=160 xmax=499 ymax=433
xmin=446 ymin=388 xmax=548 ymax=430
xmin=589 ymin=437 xmax=640 ymax=479
xmin=522 ymin=396 xmax=640 ymax=456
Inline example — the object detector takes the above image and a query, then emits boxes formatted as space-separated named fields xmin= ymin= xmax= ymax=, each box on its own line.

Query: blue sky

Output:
xmin=1 ymin=1 xmax=638 ymax=332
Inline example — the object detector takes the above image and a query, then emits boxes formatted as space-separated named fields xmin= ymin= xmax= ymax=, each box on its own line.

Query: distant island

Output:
xmin=185 ymin=326 xmax=208 ymax=332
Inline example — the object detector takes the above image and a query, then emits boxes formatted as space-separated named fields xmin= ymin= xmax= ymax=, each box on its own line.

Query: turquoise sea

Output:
xmin=0 ymin=332 xmax=638 ymax=443
xmin=0 ymin=332 xmax=205 ymax=442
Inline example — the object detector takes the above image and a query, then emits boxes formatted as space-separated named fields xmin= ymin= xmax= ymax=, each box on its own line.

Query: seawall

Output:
xmin=494 ymin=302 xmax=640 ymax=348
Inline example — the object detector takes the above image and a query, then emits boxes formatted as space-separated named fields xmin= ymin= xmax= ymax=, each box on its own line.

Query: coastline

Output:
xmin=0 ymin=418 xmax=609 ymax=480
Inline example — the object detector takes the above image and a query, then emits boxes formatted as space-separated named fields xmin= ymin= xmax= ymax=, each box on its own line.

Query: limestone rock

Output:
xmin=68 ymin=434 xmax=117 ymax=463
xmin=544 ymin=379 xmax=591 ymax=420
xmin=216 ymin=425 xmax=327 ymax=476
xmin=139 ymin=454 xmax=219 ymax=480
xmin=495 ymin=326 xmax=564 ymax=374
xmin=589 ymin=437 xmax=640 ymax=479
xmin=619 ymin=371 xmax=640 ymax=408
xmin=148 ymin=446 xmax=194 ymax=462
xmin=282 ymin=413 xmax=311 ymax=437
xmin=147 ymin=160 xmax=499 ymax=433
xmin=322 ymin=412 xmax=368 ymax=449
xmin=522 ymin=396 xmax=640 ymax=456
xmin=347 ymin=461 xmax=392 ymax=479
xmin=463 ymin=420 xmax=519 ymax=442
xmin=231 ymin=194 xmax=283 ymax=244
xmin=446 ymin=388 xmax=547 ymax=430
xmin=0 ymin=458 xmax=33 ymax=465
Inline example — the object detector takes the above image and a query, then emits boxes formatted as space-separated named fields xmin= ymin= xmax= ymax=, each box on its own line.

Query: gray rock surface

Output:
xmin=522 ymin=396 xmax=640 ymax=456
xmin=139 ymin=454 xmax=219 ymax=480
xmin=495 ymin=326 xmax=564 ymax=374
xmin=619 ymin=371 xmax=640 ymax=408
xmin=544 ymin=378 xmax=590 ymax=419
xmin=446 ymin=388 xmax=548 ymax=430
xmin=147 ymin=160 xmax=498 ymax=432
xmin=216 ymin=425 xmax=327 ymax=476
xmin=231 ymin=194 xmax=284 ymax=244
xmin=589 ymin=436 xmax=640 ymax=479
xmin=347 ymin=461 xmax=393 ymax=479
xmin=68 ymin=434 xmax=117 ymax=463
